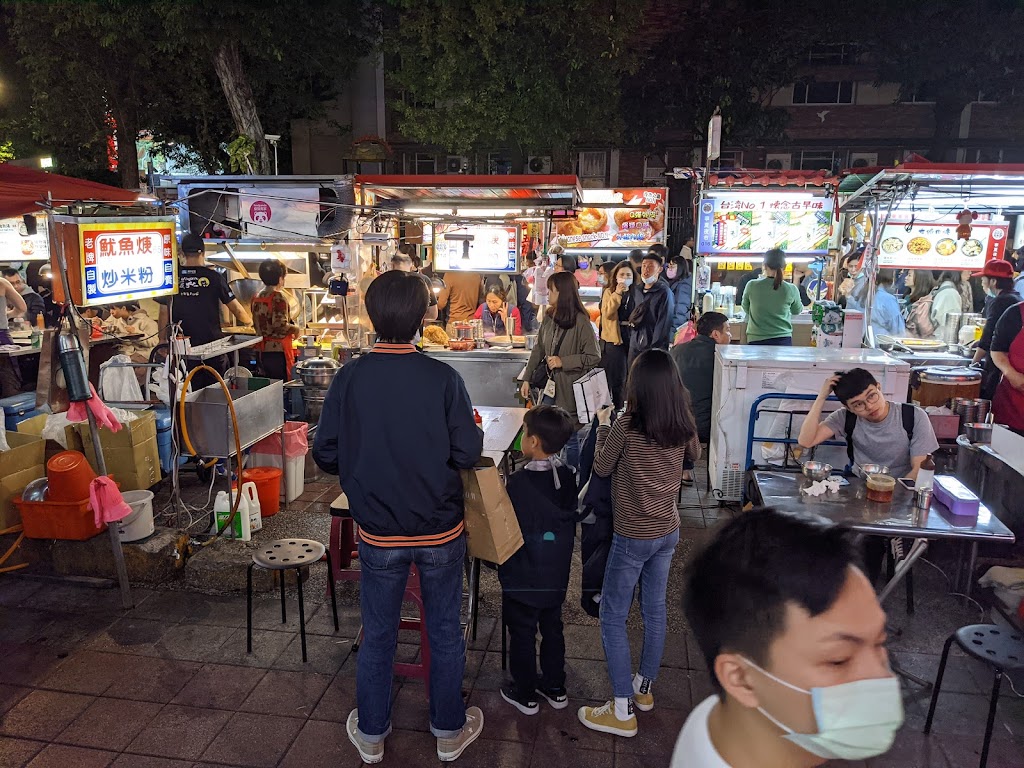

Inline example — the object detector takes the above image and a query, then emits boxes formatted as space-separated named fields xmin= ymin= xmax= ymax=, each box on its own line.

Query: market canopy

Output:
xmin=0 ymin=163 xmax=138 ymax=220
xmin=356 ymin=175 xmax=582 ymax=211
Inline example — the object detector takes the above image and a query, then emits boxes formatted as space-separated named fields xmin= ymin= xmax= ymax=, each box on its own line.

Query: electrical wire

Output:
xmin=918 ymin=556 xmax=986 ymax=621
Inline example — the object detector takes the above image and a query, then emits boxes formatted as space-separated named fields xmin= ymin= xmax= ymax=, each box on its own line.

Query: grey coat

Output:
xmin=523 ymin=312 xmax=601 ymax=427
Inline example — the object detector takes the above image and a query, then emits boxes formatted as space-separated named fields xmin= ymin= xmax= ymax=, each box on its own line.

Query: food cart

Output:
xmin=354 ymin=175 xmax=582 ymax=407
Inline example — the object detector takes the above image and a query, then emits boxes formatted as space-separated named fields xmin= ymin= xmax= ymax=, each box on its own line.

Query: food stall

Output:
xmin=695 ymin=170 xmax=842 ymax=346
xmin=353 ymin=175 xmax=582 ymax=407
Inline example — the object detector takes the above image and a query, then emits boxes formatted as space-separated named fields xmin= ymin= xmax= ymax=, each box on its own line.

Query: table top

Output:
xmin=753 ymin=470 xmax=1016 ymax=543
xmin=185 ymin=334 xmax=263 ymax=360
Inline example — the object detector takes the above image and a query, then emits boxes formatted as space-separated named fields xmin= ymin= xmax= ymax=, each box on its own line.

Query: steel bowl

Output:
xmin=21 ymin=477 xmax=48 ymax=502
xmin=964 ymin=422 xmax=993 ymax=444
xmin=802 ymin=461 xmax=833 ymax=482
xmin=858 ymin=463 xmax=890 ymax=476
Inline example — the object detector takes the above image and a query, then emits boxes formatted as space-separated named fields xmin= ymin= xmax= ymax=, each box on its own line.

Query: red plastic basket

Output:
xmin=15 ymin=497 xmax=106 ymax=541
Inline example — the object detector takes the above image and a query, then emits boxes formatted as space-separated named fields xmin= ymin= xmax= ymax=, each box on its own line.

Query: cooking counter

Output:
xmin=423 ymin=348 xmax=530 ymax=408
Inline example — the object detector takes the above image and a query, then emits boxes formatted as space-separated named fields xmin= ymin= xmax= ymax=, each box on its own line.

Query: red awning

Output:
xmin=707 ymin=169 xmax=840 ymax=188
xmin=0 ymin=164 xmax=138 ymax=220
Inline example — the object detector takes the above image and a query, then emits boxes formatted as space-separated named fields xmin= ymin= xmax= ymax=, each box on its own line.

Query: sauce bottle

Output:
xmin=916 ymin=454 xmax=935 ymax=490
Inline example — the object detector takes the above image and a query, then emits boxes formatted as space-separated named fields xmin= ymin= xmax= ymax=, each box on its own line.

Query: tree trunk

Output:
xmin=213 ymin=39 xmax=271 ymax=174
xmin=928 ymin=95 xmax=969 ymax=163
xmin=112 ymin=110 xmax=140 ymax=189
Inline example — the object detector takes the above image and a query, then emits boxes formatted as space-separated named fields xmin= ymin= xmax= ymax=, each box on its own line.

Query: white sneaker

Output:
xmin=437 ymin=705 xmax=484 ymax=761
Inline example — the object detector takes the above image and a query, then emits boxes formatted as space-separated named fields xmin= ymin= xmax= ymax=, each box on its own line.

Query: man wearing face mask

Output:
xmin=676 ymin=509 xmax=902 ymax=768
xmin=626 ymin=245 xmax=675 ymax=366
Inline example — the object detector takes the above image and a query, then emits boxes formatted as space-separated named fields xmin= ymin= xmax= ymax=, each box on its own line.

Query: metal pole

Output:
xmin=47 ymin=202 xmax=133 ymax=609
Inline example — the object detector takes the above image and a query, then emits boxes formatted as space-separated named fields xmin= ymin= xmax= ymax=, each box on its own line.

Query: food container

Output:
xmin=801 ymin=461 xmax=833 ymax=481
xmin=932 ymin=474 xmax=980 ymax=518
xmin=866 ymin=473 xmax=896 ymax=503
xmin=964 ymin=422 xmax=993 ymax=444
xmin=525 ymin=334 xmax=538 ymax=351
xmin=294 ymin=355 xmax=341 ymax=388
xmin=911 ymin=366 xmax=982 ymax=407
xmin=913 ymin=487 xmax=933 ymax=510
xmin=858 ymin=463 xmax=890 ymax=477
xmin=448 ymin=340 xmax=476 ymax=351
xmin=453 ymin=323 xmax=474 ymax=341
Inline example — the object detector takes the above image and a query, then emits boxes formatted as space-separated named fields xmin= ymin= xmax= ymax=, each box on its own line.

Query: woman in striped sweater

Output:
xmin=579 ymin=349 xmax=701 ymax=739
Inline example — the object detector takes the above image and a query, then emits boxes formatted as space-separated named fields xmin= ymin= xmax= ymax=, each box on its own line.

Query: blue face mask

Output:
xmin=743 ymin=657 xmax=903 ymax=761
xmin=578 ymin=259 xmax=590 ymax=270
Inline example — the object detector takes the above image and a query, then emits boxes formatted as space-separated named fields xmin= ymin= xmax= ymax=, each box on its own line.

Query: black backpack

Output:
xmin=844 ymin=403 xmax=915 ymax=469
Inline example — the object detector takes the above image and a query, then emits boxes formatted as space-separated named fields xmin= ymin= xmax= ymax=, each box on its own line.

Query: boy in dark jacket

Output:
xmin=498 ymin=405 xmax=578 ymax=715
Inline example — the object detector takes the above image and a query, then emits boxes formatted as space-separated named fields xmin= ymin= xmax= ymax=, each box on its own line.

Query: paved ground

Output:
xmin=1 ymin=469 xmax=1023 ymax=767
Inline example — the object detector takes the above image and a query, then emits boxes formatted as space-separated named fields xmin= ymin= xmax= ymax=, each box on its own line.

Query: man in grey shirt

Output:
xmin=798 ymin=368 xmax=939 ymax=481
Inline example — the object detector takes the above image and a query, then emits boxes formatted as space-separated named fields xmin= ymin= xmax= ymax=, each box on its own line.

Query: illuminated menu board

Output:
xmin=697 ymin=193 xmax=835 ymax=255
xmin=877 ymin=220 xmax=1007 ymax=270
xmin=434 ymin=225 xmax=518 ymax=273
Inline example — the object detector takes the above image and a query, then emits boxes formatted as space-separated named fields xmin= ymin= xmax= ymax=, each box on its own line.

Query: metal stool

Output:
xmin=246 ymin=538 xmax=339 ymax=663
xmin=925 ymin=623 xmax=1024 ymax=768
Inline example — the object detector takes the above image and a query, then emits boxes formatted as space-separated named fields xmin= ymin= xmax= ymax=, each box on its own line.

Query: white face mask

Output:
xmin=642 ymin=273 xmax=658 ymax=286
xmin=743 ymin=657 xmax=903 ymax=761
xmin=618 ymin=274 xmax=633 ymax=288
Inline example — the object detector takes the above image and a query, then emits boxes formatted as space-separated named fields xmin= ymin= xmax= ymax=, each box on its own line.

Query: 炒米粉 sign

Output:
xmin=80 ymin=220 xmax=177 ymax=306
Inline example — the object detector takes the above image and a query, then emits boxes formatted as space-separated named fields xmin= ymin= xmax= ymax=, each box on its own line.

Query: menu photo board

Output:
xmin=697 ymin=192 xmax=835 ymax=255
xmin=79 ymin=219 xmax=177 ymax=306
xmin=877 ymin=220 xmax=1007 ymax=270
xmin=434 ymin=225 xmax=518 ymax=273
xmin=0 ymin=214 xmax=49 ymax=261
xmin=551 ymin=188 xmax=667 ymax=249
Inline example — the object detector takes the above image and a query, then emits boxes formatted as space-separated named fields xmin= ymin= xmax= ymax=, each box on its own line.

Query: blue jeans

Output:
xmin=599 ymin=529 xmax=680 ymax=698
xmin=356 ymin=535 xmax=467 ymax=741
xmin=561 ymin=423 xmax=590 ymax=473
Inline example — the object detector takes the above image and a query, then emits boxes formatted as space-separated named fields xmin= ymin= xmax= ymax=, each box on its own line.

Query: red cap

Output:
xmin=972 ymin=259 xmax=1015 ymax=279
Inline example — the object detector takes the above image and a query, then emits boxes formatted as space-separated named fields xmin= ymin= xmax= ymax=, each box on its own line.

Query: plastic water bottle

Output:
xmin=242 ymin=481 xmax=262 ymax=533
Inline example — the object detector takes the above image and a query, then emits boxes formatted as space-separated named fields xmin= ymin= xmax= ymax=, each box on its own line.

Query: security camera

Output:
xmin=264 ymin=134 xmax=281 ymax=142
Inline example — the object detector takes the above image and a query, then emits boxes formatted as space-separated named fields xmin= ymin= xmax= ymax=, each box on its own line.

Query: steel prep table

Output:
xmin=751 ymin=470 xmax=1015 ymax=603
xmin=422 ymin=348 xmax=530 ymax=408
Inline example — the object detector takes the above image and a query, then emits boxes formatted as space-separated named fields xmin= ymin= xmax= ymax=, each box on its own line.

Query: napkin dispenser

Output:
xmin=931 ymin=475 xmax=980 ymax=518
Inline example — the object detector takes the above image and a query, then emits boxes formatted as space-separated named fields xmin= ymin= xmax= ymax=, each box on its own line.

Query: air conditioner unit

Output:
xmin=850 ymin=152 xmax=878 ymax=169
xmin=765 ymin=153 xmax=792 ymax=171
xmin=446 ymin=155 xmax=469 ymax=174
xmin=527 ymin=155 xmax=553 ymax=174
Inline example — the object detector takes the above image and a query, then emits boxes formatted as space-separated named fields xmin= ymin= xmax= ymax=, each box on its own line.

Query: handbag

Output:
xmin=529 ymin=326 xmax=567 ymax=389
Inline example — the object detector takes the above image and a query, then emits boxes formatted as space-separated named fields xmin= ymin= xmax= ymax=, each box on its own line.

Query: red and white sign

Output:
xmin=78 ymin=218 xmax=177 ymax=306
xmin=249 ymin=200 xmax=272 ymax=224
xmin=877 ymin=220 xmax=1007 ymax=270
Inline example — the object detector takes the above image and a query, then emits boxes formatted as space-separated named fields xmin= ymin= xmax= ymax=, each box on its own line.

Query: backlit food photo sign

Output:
xmin=551 ymin=188 xmax=667 ymax=249
xmin=876 ymin=221 xmax=1006 ymax=270
xmin=697 ymin=192 xmax=835 ymax=255
xmin=79 ymin=220 xmax=178 ymax=306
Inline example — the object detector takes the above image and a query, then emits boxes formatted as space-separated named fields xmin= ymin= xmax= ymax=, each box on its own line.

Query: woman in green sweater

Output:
xmin=740 ymin=248 xmax=803 ymax=346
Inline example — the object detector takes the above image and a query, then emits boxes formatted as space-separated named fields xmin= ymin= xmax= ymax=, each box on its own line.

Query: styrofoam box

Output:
xmin=247 ymin=453 xmax=304 ymax=503
xmin=990 ymin=425 xmax=1024 ymax=479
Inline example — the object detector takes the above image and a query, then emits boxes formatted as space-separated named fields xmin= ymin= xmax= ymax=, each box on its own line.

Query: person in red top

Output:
xmin=252 ymin=259 xmax=300 ymax=380
xmin=473 ymin=286 xmax=522 ymax=337
xmin=988 ymin=291 xmax=1024 ymax=434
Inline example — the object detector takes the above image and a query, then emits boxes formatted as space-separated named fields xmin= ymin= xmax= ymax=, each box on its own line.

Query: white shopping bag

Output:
xmin=573 ymin=368 xmax=612 ymax=424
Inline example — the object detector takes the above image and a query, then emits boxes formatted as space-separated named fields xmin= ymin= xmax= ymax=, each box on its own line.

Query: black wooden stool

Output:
xmin=246 ymin=538 xmax=339 ymax=663
xmin=924 ymin=623 xmax=1024 ymax=768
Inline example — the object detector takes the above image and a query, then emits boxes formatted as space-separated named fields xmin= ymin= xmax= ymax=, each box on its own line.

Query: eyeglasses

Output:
xmin=847 ymin=388 xmax=882 ymax=412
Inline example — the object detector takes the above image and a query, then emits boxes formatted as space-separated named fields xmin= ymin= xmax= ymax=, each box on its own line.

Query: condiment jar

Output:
xmin=866 ymin=473 xmax=895 ymax=503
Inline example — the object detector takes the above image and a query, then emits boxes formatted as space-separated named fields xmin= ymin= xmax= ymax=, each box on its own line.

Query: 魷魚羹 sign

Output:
xmin=80 ymin=220 xmax=177 ymax=306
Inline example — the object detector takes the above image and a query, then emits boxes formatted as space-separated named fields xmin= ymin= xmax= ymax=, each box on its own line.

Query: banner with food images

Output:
xmin=876 ymin=221 xmax=1007 ymax=270
xmin=696 ymin=192 xmax=835 ymax=255
xmin=551 ymin=188 xmax=667 ymax=249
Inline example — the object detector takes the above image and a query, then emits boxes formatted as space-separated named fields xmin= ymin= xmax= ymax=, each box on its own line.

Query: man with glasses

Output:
xmin=798 ymin=368 xmax=938 ymax=482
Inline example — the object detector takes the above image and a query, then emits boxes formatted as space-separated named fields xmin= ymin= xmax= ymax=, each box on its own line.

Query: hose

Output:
xmin=176 ymin=365 xmax=244 ymax=547
xmin=0 ymin=524 xmax=28 ymax=574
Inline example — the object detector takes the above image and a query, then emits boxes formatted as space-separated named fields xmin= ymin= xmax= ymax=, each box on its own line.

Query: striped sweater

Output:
xmin=593 ymin=414 xmax=701 ymax=539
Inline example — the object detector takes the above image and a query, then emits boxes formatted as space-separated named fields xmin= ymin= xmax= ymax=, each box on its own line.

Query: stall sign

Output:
xmin=697 ymin=193 xmax=835 ymax=255
xmin=434 ymin=225 xmax=518 ymax=273
xmin=877 ymin=220 xmax=1006 ymax=270
xmin=0 ymin=214 xmax=49 ymax=261
xmin=79 ymin=220 xmax=177 ymax=306
xmin=551 ymin=188 xmax=667 ymax=249
xmin=240 ymin=186 xmax=320 ymax=239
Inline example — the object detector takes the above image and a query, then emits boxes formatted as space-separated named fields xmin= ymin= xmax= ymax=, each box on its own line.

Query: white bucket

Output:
xmin=118 ymin=490 xmax=155 ymax=543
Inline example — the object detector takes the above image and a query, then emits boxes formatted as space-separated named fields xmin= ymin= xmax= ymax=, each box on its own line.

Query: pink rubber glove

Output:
xmin=68 ymin=384 xmax=122 ymax=433
xmin=90 ymin=476 xmax=132 ymax=527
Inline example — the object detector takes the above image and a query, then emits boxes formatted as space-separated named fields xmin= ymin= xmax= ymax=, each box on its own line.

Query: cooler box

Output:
xmin=1 ymin=392 xmax=48 ymax=432
xmin=154 ymin=408 xmax=172 ymax=474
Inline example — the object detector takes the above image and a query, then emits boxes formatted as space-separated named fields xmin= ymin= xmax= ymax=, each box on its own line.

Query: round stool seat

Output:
xmin=955 ymin=624 xmax=1024 ymax=670
xmin=252 ymin=539 xmax=325 ymax=570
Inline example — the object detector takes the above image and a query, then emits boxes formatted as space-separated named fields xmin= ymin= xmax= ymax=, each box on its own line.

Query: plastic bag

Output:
xmin=99 ymin=355 xmax=144 ymax=403
xmin=0 ymin=417 xmax=9 ymax=452
xmin=250 ymin=422 xmax=309 ymax=458
xmin=673 ymin=321 xmax=698 ymax=346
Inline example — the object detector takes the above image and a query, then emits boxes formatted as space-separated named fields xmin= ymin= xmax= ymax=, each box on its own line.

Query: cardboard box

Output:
xmin=74 ymin=411 xmax=160 ymax=491
xmin=17 ymin=413 xmax=84 ymax=460
xmin=0 ymin=432 xmax=46 ymax=531
xmin=459 ymin=457 xmax=523 ymax=565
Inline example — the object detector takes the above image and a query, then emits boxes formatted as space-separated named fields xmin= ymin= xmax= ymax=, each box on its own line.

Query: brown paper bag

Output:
xmin=36 ymin=325 xmax=91 ymax=413
xmin=460 ymin=457 xmax=523 ymax=564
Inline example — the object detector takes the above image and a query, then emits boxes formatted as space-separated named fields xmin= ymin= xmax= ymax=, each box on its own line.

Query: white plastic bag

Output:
xmin=99 ymin=354 xmax=144 ymax=403
xmin=0 ymin=417 xmax=9 ymax=452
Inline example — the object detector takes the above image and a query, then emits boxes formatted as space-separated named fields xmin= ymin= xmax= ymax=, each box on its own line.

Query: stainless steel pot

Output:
xmin=964 ymin=422 xmax=993 ymax=444
xmin=294 ymin=355 xmax=341 ymax=387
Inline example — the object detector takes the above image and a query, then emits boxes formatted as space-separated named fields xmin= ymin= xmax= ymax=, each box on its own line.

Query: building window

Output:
xmin=799 ymin=150 xmax=845 ymax=172
xmin=805 ymin=44 xmax=858 ymax=65
xmin=711 ymin=150 xmax=743 ymax=169
xmin=414 ymin=153 xmax=436 ymax=174
xmin=487 ymin=153 xmax=513 ymax=174
xmin=643 ymin=154 xmax=666 ymax=181
xmin=793 ymin=81 xmax=855 ymax=105
xmin=578 ymin=150 xmax=607 ymax=187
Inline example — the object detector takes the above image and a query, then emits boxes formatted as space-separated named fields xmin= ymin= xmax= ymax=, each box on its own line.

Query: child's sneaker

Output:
xmin=500 ymin=684 xmax=539 ymax=715
xmin=578 ymin=701 xmax=638 ymax=737
xmin=536 ymin=686 xmax=569 ymax=710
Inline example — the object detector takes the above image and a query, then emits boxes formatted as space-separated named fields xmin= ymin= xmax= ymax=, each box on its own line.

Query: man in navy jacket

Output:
xmin=313 ymin=270 xmax=485 ymax=764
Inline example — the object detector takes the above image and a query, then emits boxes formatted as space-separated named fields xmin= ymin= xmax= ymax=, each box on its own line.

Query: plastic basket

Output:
xmin=15 ymin=497 xmax=106 ymax=541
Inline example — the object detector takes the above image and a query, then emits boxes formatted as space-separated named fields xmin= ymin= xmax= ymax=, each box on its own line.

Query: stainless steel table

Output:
xmin=752 ymin=470 xmax=1016 ymax=602
xmin=424 ymin=349 xmax=530 ymax=407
